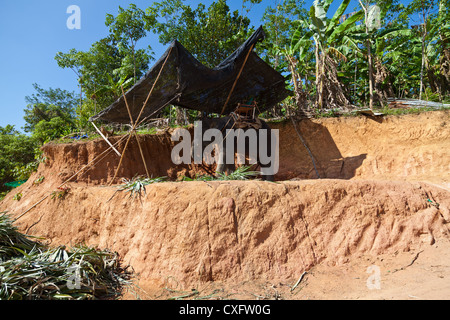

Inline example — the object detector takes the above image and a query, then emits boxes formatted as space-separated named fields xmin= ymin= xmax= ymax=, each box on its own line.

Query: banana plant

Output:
xmin=292 ymin=0 xmax=364 ymax=109
xmin=273 ymin=21 xmax=314 ymax=113
xmin=344 ymin=19 xmax=412 ymax=105
xmin=418 ymin=0 xmax=450 ymax=99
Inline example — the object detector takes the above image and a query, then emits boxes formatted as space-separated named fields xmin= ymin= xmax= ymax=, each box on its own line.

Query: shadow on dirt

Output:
xmin=274 ymin=119 xmax=367 ymax=180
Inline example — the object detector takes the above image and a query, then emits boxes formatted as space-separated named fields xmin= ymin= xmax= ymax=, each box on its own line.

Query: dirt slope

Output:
xmin=273 ymin=110 xmax=450 ymax=183
xmin=1 ymin=110 xmax=449 ymax=299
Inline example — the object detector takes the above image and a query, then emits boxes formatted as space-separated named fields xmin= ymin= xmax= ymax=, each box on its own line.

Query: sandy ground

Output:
xmin=123 ymin=235 xmax=450 ymax=300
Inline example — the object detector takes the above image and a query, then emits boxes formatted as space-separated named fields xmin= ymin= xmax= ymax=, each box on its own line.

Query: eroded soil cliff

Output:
xmin=1 ymin=111 xmax=449 ymax=299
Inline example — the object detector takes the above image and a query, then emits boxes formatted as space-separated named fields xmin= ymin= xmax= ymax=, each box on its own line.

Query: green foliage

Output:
xmin=51 ymin=186 xmax=70 ymax=200
xmin=0 ymin=125 xmax=38 ymax=192
xmin=23 ymin=84 xmax=78 ymax=134
xmin=92 ymin=74 xmax=134 ymax=101
xmin=13 ymin=162 xmax=39 ymax=181
xmin=75 ymin=98 xmax=98 ymax=133
xmin=261 ymin=0 xmax=310 ymax=76
xmin=32 ymin=117 xmax=75 ymax=144
xmin=12 ymin=192 xmax=22 ymax=201
xmin=56 ymin=34 xmax=152 ymax=114
xmin=145 ymin=0 xmax=254 ymax=68
xmin=216 ymin=165 xmax=261 ymax=180
xmin=0 ymin=213 xmax=37 ymax=261
xmin=181 ymin=165 xmax=260 ymax=181
xmin=105 ymin=4 xmax=153 ymax=83
xmin=118 ymin=176 xmax=167 ymax=198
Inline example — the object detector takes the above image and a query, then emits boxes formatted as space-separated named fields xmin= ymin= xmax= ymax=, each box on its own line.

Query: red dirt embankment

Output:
xmin=1 ymin=111 xmax=449 ymax=299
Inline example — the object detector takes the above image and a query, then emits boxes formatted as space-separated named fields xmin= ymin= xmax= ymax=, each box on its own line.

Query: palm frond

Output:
xmin=0 ymin=214 xmax=132 ymax=300
xmin=118 ymin=176 xmax=167 ymax=198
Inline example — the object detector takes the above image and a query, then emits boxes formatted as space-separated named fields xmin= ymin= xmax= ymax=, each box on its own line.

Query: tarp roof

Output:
xmin=90 ymin=26 xmax=290 ymax=124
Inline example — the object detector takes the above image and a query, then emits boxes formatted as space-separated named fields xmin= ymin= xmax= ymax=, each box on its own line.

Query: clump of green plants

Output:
xmin=12 ymin=192 xmax=22 ymax=201
xmin=181 ymin=165 xmax=260 ymax=181
xmin=179 ymin=174 xmax=215 ymax=182
xmin=33 ymin=176 xmax=45 ymax=185
xmin=0 ymin=192 xmax=8 ymax=202
xmin=0 ymin=213 xmax=132 ymax=300
xmin=51 ymin=186 xmax=70 ymax=200
xmin=118 ymin=176 xmax=167 ymax=198
xmin=216 ymin=165 xmax=261 ymax=180
xmin=0 ymin=213 xmax=38 ymax=261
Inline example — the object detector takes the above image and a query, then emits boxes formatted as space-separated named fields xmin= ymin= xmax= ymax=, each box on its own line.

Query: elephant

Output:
xmin=192 ymin=115 xmax=277 ymax=181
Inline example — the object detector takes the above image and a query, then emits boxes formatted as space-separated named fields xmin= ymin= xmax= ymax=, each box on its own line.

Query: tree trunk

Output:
xmin=367 ymin=35 xmax=374 ymax=110
xmin=374 ymin=58 xmax=395 ymax=106
xmin=360 ymin=0 xmax=374 ymax=110
xmin=287 ymin=54 xmax=307 ymax=116
xmin=319 ymin=53 xmax=326 ymax=109
xmin=133 ymin=46 xmax=137 ymax=85
xmin=419 ymin=36 xmax=425 ymax=100
xmin=439 ymin=30 xmax=450 ymax=96
xmin=354 ymin=57 xmax=358 ymax=98
xmin=315 ymin=43 xmax=321 ymax=109
xmin=323 ymin=55 xmax=353 ymax=110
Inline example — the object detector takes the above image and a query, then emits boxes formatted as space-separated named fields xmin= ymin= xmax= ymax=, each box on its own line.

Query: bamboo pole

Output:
xmin=15 ymin=133 xmax=130 ymax=221
xmin=108 ymin=133 xmax=134 ymax=186
xmin=220 ymin=43 xmax=255 ymax=116
xmin=109 ymin=47 xmax=173 ymax=185
xmin=121 ymin=85 xmax=150 ymax=179
xmin=91 ymin=122 xmax=122 ymax=157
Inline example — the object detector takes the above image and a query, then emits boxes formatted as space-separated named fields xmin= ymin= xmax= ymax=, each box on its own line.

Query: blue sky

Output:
xmin=0 ymin=0 xmax=407 ymax=132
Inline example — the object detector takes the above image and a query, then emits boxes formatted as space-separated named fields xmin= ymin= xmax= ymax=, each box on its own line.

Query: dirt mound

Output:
xmin=34 ymin=110 xmax=450 ymax=186
xmin=273 ymin=110 xmax=450 ymax=183
xmin=1 ymin=110 xmax=450 ymax=299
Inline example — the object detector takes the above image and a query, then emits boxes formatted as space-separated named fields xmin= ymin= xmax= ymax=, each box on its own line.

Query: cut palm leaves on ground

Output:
xmin=0 ymin=213 xmax=132 ymax=300
xmin=181 ymin=166 xmax=260 ymax=182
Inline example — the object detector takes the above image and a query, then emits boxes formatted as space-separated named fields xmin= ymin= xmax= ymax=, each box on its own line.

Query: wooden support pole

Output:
xmin=134 ymin=132 xmax=150 ymax=178
xmin=15 ymin=133 xmax=130 ymax=221
xmin=91 ymin=121 xmax=122 ymax=157
xmin=109 ymin=48 xmax=173 ymax=185
xmin=121 ymin=85 xmax=150 ymax=179
xmin=108 ymin=132 xmax=133 ymax=186
xmin=220 ymin=43 xmax=255 ymax=116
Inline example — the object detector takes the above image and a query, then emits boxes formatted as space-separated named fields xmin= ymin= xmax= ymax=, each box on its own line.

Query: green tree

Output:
xmin=105 ymin=4 xmax=153 ymax=84
xmin=261 ymin=0 xmax=309 ymax=71
xmin=0 ymin=126 xmax=38 ymax=192
xmin=23 ymin=84 xmax=78 ymax=134
xmin=404 ymin=0 xmax=439 ymax=100
xmin=144 ymin=0 xmax=254 ymax=68
xmin=32 ymin=117 xmax=74 ymax=144
xmin=292 ymin=0 xmax=364 ymax=109
xmin=92 ymin=74 xmax=134 ymax=101
xmin=56 ymin=36 xmax=152 ymax=114
xmin=341 ymin=1 xmax=411 ymax=106
xmin=274 ymin=24 xmax=313 ymax=114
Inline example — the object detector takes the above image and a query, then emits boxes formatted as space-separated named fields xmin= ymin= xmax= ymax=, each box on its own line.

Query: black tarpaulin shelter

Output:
xmin=89 ymin=26 xmax=289 ymax=124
